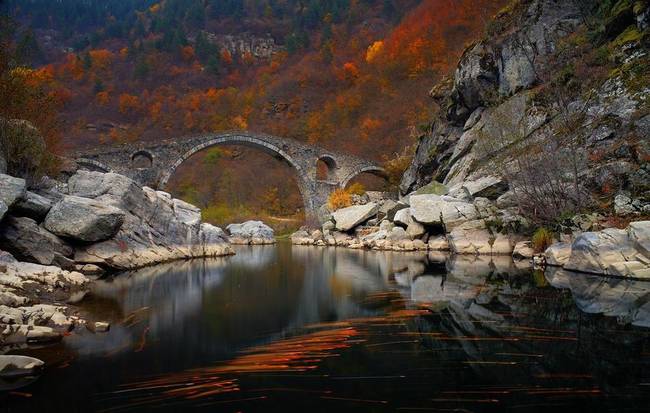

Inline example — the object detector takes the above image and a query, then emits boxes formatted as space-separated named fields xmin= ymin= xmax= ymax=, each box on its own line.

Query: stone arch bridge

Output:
xmin=72 ymin=131 xmax=386 ymax=220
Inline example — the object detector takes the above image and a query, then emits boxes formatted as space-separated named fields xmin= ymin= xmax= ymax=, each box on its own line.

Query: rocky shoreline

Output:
xmin=291 ymin=176 xmax=650 ymax=280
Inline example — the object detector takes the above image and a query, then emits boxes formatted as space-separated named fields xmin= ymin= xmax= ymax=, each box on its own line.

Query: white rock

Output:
xmin=331 ymin=203 xmax=377 ymax=232
xmin=410 ymin=194 xmax=479 ymax=229
xmin=0 ymin=174 xmax=26 ymax=209
xmin=545 ymin=242 xmax=572 ymax=266
xmin=513 ymin=241 xmax=534 ymax=259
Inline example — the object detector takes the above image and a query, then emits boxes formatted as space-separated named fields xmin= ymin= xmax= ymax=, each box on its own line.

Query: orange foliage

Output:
xmin=119 ymin=47 xmax=129 ymax=59
xmin=180 ymin=46 xmax=195 ymax=62
xmin=118 ymin=93 xmax=139 ymax=114
xmin=242 ymin=51 xmax=255 ymax=65
xmin=342 ymin=62 xmax=360 ymax=81
xmin=149 ymin=101 xmax=163 ymax=120
xmin=221 ymin=49 xmax=233 ymax=65
xmin=89 ymin=49 xmax=114 ymax=71
xmin=365 ymin=40 xmax=384 ymax=63
xmin=360 ymin=117 xmax=382 ymax=140
xmin=59 ymin=53 xmax=84 ymax=80
xmin=96 ymin=91 xmax=110 ymax=105
xmin=327 ymin=188 xmax=352 ymax=210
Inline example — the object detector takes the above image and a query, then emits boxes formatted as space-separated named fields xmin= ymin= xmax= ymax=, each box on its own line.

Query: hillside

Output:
xmin=4 ymin=0 xmax=507 ymax=228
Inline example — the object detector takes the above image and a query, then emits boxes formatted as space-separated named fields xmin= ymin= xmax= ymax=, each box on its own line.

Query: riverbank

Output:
xmin=290 ymin=179 xmax=650 ymax=279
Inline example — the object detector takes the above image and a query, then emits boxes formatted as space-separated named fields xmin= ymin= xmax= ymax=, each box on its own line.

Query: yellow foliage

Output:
xmin=366 ymin=40 xmax=384 ymax=63
xmin=532 ymin=228 xmax=554 ymax=253
xmin=347 ymin=182 xmax=366 ymax=196
xmin=328 ymin=188 xmax=352 ymax=211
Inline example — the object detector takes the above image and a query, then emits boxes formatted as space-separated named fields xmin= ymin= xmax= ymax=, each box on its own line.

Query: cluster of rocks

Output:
xmin=540 ymin=221 xmax=650 ymax=279
xmin=292 ymin=176 xmax=533 ymax=259
xmin=226 ymin=221 xmax=275 ymax=245
xmin=0 ymin=170 xmax=233 ymax=274
xmin=0 ymin=169 xmax=236 ymax=347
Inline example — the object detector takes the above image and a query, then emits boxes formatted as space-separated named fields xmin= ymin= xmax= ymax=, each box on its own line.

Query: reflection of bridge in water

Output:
xmin=72 ymin=131 xmax=387 ymax=221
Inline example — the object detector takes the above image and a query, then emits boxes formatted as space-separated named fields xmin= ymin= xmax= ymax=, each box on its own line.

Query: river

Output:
xmin=3 ymin=242 xmax=650 ymax=412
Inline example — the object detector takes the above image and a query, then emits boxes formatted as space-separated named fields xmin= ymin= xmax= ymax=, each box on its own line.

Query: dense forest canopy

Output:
xmin=2 ymin=0 xmax=507 ymax=227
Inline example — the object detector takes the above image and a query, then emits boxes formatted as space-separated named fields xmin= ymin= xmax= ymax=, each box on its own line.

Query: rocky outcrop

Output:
xmin=543 ymin=221 xmax=650 ymax=279
xmin=0 ymin=171 xmax=233 ymax=273
xmin=226 ymin=221 xmax=275 ymax=245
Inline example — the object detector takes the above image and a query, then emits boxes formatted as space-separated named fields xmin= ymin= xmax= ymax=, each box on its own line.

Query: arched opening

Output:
xmin=164 ymin=135 xmax=308 ymax=232
xmin=342 ymin=167 xmax=390 ymax=194
xmin=131 ymin=150 xmax=153 ymax=169
xmin=316 ymin=155 xmax=337 ymax=181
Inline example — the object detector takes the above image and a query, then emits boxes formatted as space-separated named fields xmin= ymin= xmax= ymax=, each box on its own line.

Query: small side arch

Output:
xmin=315 ymin=155 xmax=338 ymax=182
xmin=340 ymin=166 xmax=388 ymax=189
xmin=131 ymin=150 xmax=154 ymax=169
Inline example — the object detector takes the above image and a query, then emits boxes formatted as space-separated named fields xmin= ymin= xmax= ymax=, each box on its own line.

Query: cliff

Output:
xmin=401 ymin=0 xmax=649 ymax=223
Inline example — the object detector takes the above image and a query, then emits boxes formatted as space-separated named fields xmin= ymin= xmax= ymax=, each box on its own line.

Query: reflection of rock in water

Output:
xmin=546 ymin=267 xmax=650 ymax=327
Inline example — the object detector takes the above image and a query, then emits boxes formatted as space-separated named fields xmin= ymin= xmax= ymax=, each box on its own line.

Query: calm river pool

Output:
xmin=3 ymin=242 xmax=650 ymax=412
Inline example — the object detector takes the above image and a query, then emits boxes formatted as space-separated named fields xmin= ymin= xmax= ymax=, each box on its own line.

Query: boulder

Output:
xmin=387 ymin=226 xmax=409 ymax=242
xmin=44 ymin=195 xmax=125 ymax=242
xmin=414 ymin=181 xmax=449 ymax=195
xmin=0 ymin=174 xmax=26 ymax=209
xmin=173 ymin=199 xmax=201 ymax=227
xmin=449 ymin=176 xmax=508 ymax=200
xmin=291 ymin=230 xmax=313 ymax=245
xmin=331 ymin=202 xmax=378 ymax=232
xmin=199 ymin=223 xmax=230 ymax=254
xmin=13 ymin=191 xmax=53 ymax=221
xmin=428 ymin=236 xmax=450 ymax=251
xmin=406 ymin=220 xmax=426 ymax=239
xmin=563 ymin=228 xmax=643 ymax=277
xmin=393 ymin=208 xmax=412 ymax=227
xmin=377 ymin=199 xmax=406 ymax=221
xmin=0 ymin=216 xmax=73 ymax=265
xmin=544 ymin=242 xmax=572 ymax=266
xmin=410 ymin=194 xmax=479 ymax=229
xmin=227 ymin=220 xmax=275 ymax=244
xmin=447 ymin=220 xmax=513 ymax=255
xmin=628 ymin=221 xmax=650 ymax=257
xmin=513 ymin=241 xmax=534 ymax=259
xmin=0 ymin=355 xmax=44 ymax=377
xmin=0 ymin=200 xmax=6 ymax=221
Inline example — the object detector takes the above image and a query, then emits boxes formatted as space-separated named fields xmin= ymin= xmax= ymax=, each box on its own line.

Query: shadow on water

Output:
xmin=3 ymin=242 xmax=650 ymax=412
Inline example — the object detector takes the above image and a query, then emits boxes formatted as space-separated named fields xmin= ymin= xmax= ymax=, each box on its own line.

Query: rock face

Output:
xmin=400 ymin=0 xmax=650 ymax=226
xmin=0 ymin=216 xmax=73 ymax=266
xmin=13 ymin=191 xmax=52 ymax=221
xmin=226 ymin=221 xmax=275 ymax=245
xmin=331 ymin=203 xmax=378 ymax=232
xmin=44 ymin=196 xmax=126 ymax=242
xmin=0 ymin=174 xmax=26 ymax=210
xmin=544 ymin=242 xmax=572 ymax=266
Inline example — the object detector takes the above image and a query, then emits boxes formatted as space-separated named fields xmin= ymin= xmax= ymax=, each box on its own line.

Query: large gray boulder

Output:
xmin=0 ymin=174 xmax=26 ymax=209
xmin=450 ymin=176 xmax=508 ymax=200
xmin=13 ymin=191 xmax=53 ymax=221
xmin=227 ymin=220 xmax=275 ymax=245
xmin=563 ymin=224 xmax=650 ymax=278
xmin=331 ymin=202 xmax=378 ymax=232
xmin=0 ymin=216 xmax=73 ymax=266
xmin=544 ymin=242 xmax=572 ymax=266
xmin=44 ymin=195 xmax=125 ymax=242
xmin=410 ymin=194 xmax=479 ymax=230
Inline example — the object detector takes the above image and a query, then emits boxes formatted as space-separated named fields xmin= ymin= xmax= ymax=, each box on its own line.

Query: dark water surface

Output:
xmin=4 ymin=242 xmax=650 ymax=412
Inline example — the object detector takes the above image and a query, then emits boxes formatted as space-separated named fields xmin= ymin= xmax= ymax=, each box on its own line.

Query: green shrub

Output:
xmin=531 ymin=227 xmax=554 ymax=253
